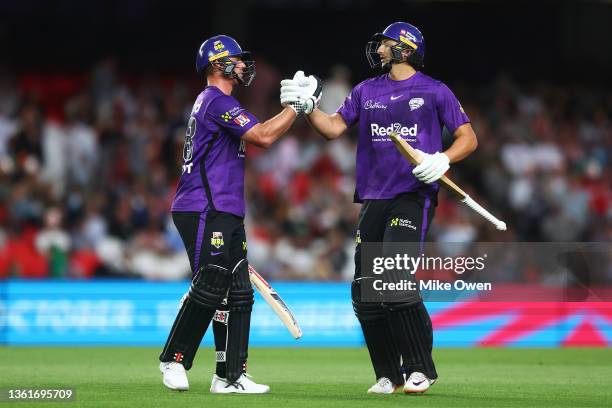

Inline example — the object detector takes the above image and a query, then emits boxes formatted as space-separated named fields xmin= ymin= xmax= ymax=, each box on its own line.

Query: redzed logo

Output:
xmin=174 ymin=352 xmax=184 ymax=362
xmin=370 ymin=122 xmax=417 ymax=137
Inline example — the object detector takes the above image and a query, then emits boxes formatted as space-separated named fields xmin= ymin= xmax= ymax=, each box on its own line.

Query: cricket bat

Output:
xmin=248 ymin=264 xmax=303 ymax=339
xmin=389 ymin=132 xmax=507 ymax=231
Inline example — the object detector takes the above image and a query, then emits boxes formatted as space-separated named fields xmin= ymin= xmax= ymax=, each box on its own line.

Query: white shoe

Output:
xmin=160 ymin=362 xmax=189 ymax=391
xmin=367 ymin=377 xmax=398 ymax=394
xmin=404 ymin=372 xmax=434 ymax=394
xmin=210 ymin=373 xmax=270 ymax=394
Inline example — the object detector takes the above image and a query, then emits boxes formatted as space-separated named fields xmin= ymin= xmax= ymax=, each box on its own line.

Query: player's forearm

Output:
xmin=262 ymin=107 xmax=298 ymax=144
xmin=444 ymin=123 xmax=478 ymax=163
xmin=244 ymin=107 xmax=297 ymax=148
xmin=306 ymin=110 xmax=346 ymax=140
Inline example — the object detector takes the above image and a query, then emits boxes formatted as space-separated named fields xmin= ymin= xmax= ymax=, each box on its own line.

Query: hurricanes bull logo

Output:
xmin=211 ymin=232 xmax=224 ymax=249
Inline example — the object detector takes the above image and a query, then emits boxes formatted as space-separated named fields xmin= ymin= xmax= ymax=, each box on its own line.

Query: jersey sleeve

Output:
xmin=336 ymin=83 xmax=362 ymax=128
xmin=435 ymin=82 xmax=470 ymax=134
xmin=207 ymin=94 xmax=259 ymax=138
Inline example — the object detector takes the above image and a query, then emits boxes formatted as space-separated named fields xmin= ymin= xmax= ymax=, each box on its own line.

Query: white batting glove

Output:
xmin=412 ymin=150 xmax=450 ymax=184
xmin=280 ymin=71 xmax=322 ymax=115
xmin=293 ymin=70 xmax=310 ymax=87
xmin=280 ymin=88 xmax=302 ymax=115
xmin=300 ymin=75 xmax=322 ymax=114
xmin=280 ymin=71 xmax=306 ymax=114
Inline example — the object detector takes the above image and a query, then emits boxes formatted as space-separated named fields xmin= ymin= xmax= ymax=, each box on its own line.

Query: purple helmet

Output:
xmin=195 ymin=35 xmax=256 ymax=86
xmin=366 ymin=22 xmax=425 ymax=70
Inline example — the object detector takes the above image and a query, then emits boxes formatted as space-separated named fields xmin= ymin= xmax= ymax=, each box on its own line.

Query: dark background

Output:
xmin=1 ymin=0 xmax=611 ymax=85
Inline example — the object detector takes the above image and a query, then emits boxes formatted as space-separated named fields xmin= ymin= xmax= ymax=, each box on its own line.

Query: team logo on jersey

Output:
xmin=211 ymin=232 xmax=224 ymax=249
xmin=221 ymin=112 xmax=232 ymax=122
xmin=233 ymin=113 xmax=250 ymax=127
xmin=409 ymin=98 xmax=424 ymax=111
xmin=213 ymin=40 xmax=225 ymax=51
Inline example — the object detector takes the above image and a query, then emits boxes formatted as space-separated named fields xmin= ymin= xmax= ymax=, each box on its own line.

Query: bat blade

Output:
xmin=248 ymin=265 xmax=303 ymax=339
xmin=389 ymin=132 xmax=507 ymax=231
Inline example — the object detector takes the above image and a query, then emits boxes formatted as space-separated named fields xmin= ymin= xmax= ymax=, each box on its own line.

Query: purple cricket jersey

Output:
xmin=171 ymin=86 xmax=258 ymax=217
xmin=336 ymin=71 xmax=470 ymax=202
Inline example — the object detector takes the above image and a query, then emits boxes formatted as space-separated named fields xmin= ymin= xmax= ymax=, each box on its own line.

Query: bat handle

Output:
xmin=461 ymin=195 xmax=507 ymax=231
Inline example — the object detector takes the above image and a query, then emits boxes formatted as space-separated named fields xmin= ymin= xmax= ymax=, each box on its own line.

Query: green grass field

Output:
xmin=1 ymin=347 xmax=611 ymax=407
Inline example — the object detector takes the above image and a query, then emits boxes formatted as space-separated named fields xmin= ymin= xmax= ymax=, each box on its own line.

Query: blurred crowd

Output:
xmin=0 ymin=59 xmax=610 ymax=281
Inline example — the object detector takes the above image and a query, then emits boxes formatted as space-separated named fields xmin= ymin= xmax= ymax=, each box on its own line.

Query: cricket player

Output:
xmin=281 ymin=22 xmax=478 ymax=394
xmin=159 ymin=34 xmax=300 ymax=394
